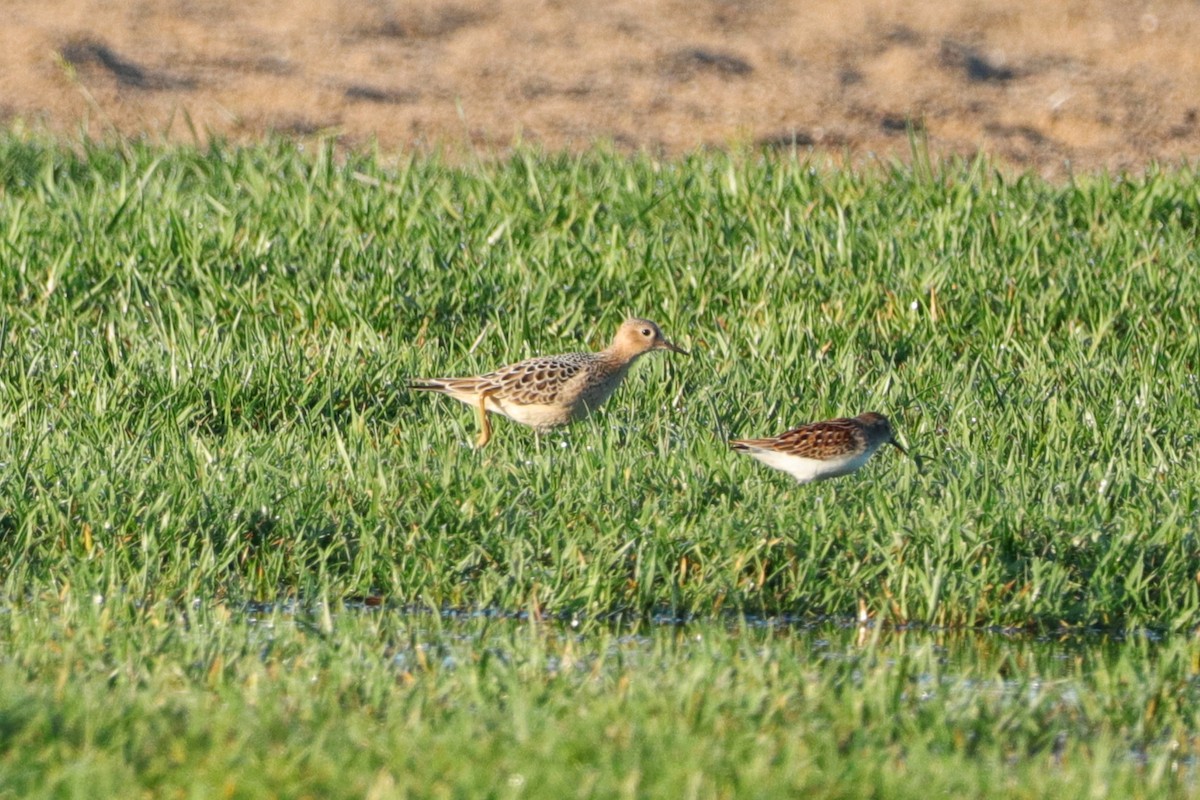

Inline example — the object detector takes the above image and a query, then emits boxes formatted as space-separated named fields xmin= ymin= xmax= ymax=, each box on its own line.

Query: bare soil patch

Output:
xmin=4 ymin=0 xmax=1199 ymax=174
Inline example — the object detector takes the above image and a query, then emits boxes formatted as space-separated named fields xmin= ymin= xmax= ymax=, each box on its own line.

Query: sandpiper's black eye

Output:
xmin=641 ymin=328 xmax=652 ymax=337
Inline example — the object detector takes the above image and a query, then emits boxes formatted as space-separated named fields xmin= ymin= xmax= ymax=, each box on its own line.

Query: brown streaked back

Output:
xmin=731 ymin=416 xmax=871 ymax=460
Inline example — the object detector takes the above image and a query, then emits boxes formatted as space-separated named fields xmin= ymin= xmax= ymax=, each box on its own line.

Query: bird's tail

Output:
xmin=408 ymin=379 xmax=448 ymax=392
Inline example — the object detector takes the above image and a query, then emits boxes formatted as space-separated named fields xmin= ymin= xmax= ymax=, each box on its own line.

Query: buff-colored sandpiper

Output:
xmin=410 ymin=318 xmax=687 ymax=447
xmin=730 ymin=412 xmax=907 ymax=484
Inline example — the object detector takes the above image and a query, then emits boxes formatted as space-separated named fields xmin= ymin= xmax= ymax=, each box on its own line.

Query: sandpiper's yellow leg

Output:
xmin=475 ymin=390 xmax=495 ymax=448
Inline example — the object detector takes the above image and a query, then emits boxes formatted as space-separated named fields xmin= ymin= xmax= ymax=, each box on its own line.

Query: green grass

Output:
xmin=2 ymin=136 xmax=1198 ymax=628
xmin=2 ymin=601 xmax=1199 ymax=799
xmin=1 ymin=134 xmax=1200 ymax=795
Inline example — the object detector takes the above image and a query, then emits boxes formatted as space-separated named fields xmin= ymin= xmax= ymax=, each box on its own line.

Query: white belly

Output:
xmin=746 ymin=448 xmax=873 ymax=484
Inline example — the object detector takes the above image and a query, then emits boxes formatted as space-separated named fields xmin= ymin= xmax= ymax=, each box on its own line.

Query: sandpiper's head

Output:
xmin=857 ymin=412 xmax=907 ymax=455
xmin=609 ymin=318 xmax=688 ymax=359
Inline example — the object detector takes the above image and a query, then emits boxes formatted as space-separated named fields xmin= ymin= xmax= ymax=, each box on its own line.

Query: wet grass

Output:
xmin=2 ymin=602 xmax=1199 ymax=798
xmin=0 ymin=134 xmax=1199 ymax=794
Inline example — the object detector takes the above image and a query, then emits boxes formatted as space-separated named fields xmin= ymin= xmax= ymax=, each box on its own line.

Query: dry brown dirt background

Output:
xmin=4 ymin=0 xmax=1199 ymax=175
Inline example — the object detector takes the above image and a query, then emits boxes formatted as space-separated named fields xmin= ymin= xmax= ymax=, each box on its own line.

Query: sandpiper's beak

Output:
xmin=659 ymin=339 xmax=689 ymax=355
xmin=889 ymin=438 xmax=909 ymax=457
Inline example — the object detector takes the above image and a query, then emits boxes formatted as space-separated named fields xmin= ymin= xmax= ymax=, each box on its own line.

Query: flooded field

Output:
xmin=2 ymin=140 xmax=1199 ymax=796
xmin=6 ymin=596 xmax=1198 ymax=796
xmin=231 ymin=606 xmax=1200 ymax=790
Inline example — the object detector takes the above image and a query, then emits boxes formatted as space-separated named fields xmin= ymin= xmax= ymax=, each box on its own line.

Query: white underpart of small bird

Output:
xmin=735 ymin=443 xmax=877 ymax=484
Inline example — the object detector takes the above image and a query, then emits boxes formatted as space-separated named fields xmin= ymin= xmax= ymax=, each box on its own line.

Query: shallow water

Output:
xmin=9 ymin=592 xmax=1198 ymax=787
xmin=242 ymin=600 xmax=1199 ymax=765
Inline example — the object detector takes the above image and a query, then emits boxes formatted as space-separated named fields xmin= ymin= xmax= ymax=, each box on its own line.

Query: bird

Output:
xmin=409 ymin=317 xmax=687 ymax=447
xmin=730 ymin=412 xmax=908 ymax=484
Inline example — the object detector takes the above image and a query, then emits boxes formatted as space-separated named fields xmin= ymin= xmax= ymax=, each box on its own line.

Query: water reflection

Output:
xmin=244 ymin=599 xmax=1192 ymax=690
xmin=235 ymin=600 xmax=1200 ymax=779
